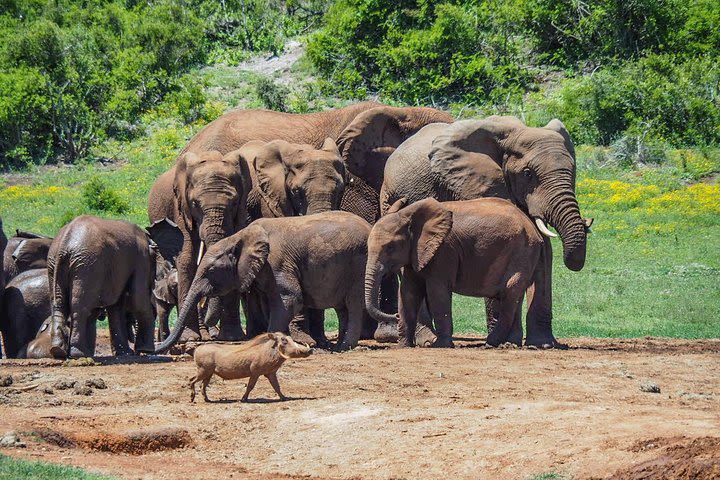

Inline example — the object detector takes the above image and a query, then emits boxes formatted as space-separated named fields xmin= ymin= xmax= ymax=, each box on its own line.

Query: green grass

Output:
xmin=0 ymin=454 xmax=117 ymax=480
xmin=1 ymin=62 xmax=719 ymax=341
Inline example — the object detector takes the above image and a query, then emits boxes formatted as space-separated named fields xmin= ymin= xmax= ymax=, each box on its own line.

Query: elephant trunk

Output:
xmin=305 ymin=192 xmax=337 ymax=216
xmin=545 ymin=186 xmax=587 ymax=271
xmin=364 ymin=260 xmax=399 ymax=325
xmin=154 ymin=278 xmax=211 ymax=354
xmin=200 ymin=206 xmax=232 ymax=247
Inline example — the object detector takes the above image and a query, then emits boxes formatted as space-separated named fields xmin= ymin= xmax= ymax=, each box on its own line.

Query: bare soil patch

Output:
xmin=0 ymin=333 xmax=718 ymax=479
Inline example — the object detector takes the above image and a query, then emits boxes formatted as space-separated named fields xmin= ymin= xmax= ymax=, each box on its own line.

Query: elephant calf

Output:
xmin=0 ymin=268 xmax=51 ymax=358
xmin=189 ymin=332 xmax=312 ymax=403
xmin=155 ymin=211 xmax=374 ymax=354
xmin=365 ymin=197 xmax=544 ymax=348
xmin=47 ymin=215 xmax=158 ymax=358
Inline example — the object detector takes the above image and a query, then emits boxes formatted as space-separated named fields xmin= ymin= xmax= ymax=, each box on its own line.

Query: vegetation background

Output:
xmin=0 ymin=0 xmax=718 ymax=339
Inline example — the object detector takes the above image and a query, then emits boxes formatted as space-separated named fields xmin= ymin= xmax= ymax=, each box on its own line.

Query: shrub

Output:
xmin=81 ymin=176 xmax=129 ymax=214
xmin=255 ymin=77 xmax=290 ymax=112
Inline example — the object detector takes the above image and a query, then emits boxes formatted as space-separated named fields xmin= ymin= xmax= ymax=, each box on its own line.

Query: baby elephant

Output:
xmin=189 ymin=332 xmax=312 ymax=403
xmin=365 ymin=197 xmax=544 ymax=348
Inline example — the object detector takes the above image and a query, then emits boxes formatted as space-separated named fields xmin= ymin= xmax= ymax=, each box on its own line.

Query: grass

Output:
xmin=1 ymin=61 xmax=719 ymax=340
xmin=0 ymin=454 xmax=116 ymax=480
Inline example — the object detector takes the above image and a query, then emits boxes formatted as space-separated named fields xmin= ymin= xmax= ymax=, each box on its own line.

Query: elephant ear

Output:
xmin=253 ymin=140 xmax=293 ymax=217
xmin=14 ymin=230 xmax=51 ymax=239
xmin=222 ymin=147 xmax=255 ymax=228
xmin=337 ymin=106 xmax=454 ymax=192
xmin=146 ymin=218 xmax=183 ymax=267
xmin=11 ymin=237 xmax=51 ymax=270
xmin=429 ymin=117 xmax=525 ymax=200
xmin=403 ymin=198 xmax=453 ymax=272
xmin=544 ymin=119 xmax=576 ymax=159
xmin=234 ymin=224 xmax=270 ymax=293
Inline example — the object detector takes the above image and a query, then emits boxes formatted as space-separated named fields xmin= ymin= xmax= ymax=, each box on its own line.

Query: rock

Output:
xmin=42 ymin=387 xmax=54 ymax=395
xmin=640 ymin=382 xmax=661 ymax=393
xmin=73 ymin=385 xmax=93 ymax=396
xmin=53 ymin=379 xmax=76 ymax=390
xmin=0 ymin=375 xmax=13 ymax=387
xmin=0 ymin=432 xmax=26 ymax=448
xmin=85 ymin=378 xmax=107 ymax=390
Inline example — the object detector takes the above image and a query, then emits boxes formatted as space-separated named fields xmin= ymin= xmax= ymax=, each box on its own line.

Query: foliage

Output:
xmin=81 ymin=176 xmax=129 ymax=214
xmin=308 ymin=0 xmax=720 ymax=147
xmin=255 ymin=76 xmax=290 ymax=111
xmin=0 ymin=453 xmax=117 ymax=480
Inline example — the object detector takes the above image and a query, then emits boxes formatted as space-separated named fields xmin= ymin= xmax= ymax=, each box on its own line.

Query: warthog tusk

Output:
xmin=534 ymin=218 xmax=558 ymax=238
xmin=196 ymin=241 xmax=205 ymax=265
xmin=198 ymin=297 xmax=207 ymax=309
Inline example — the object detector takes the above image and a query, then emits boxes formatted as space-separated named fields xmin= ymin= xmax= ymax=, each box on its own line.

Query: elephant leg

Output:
xmin=424 ymin=279 xmax=453 ymax=348
xmin=67 ymin=289 xmax=98 ymax=358
xmin=485 ymin=294 xmax=523 ymax=347
xmin=216 ymin=291 xmax=245 ymax=341
xmin=243 ymin=290 xmax=268 ymax=338
xmin=525 ymin=241 xmax=557 ymax=348
xmin=335 ymin=307 xmax=349 ymax=349
xmin=289 ymin=309 xmax=316 ymax=347
xmin=415 ymin=301 xmax=437 ymax=347
xmin=507 ymin=303 xmax=523 ymax=347
xmin=338 ymin=298 xmax=363 ymax=351
xmin=127 ymin=294 xmax=156 ymax=355
xmin=155 ymin=300 xmax=172 ymax=342
xmin=308 ymin=308 xmax=330 ymax=349
xmin=107 ymin=302 xmax=132 ymax=357
xmin=398 ymin=271 xmax=426 ymax=348
xmin=373 ymin=274 xmax=399 ymax=343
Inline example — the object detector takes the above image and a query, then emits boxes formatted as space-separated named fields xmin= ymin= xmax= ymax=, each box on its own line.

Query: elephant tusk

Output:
xmin=534 ymin=218 xmax=558 ymax=238
xmin=197 ymin=241 xmax=205 ymax=265
xmin=198 ymin=296 xmax=207 ymax=309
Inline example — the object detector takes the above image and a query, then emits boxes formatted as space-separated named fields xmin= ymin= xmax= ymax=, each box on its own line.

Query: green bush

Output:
xmin=81 ymin=176 xmax=129 ymax=214
xmin=255 ymin=77 xmax=290 ymax=112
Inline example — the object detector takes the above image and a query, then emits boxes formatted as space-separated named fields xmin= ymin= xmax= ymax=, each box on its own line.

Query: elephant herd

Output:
xmin=0 ymin=101 xmax=590 ymax=359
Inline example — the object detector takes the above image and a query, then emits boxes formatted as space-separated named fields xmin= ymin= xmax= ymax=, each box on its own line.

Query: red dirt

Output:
xmin=0 ymin=333 xmax=718 ymax=479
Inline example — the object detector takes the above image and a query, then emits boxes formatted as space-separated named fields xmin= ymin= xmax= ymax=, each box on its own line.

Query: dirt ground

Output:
xmin=1 ymin=333 xmax=719 ymax=480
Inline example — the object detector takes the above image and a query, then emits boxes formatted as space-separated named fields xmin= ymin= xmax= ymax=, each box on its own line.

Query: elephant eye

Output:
xmin=192 ymin=199 xmax=200 ymax=208
xmin=523 ymin=168 xmax=534 ymax=179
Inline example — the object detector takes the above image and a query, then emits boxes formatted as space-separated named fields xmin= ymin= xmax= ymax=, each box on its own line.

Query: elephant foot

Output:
xmin=50 ymin=345 xmax=68 ymax=360
xmin=313 ymin=336 xmax=333 ymax=350
xmin=525 ymin=335 xmax=564 ymax=349
xmin=373 ymin=321 xmax=399 ymax=343
xmin=208 ymin=326 xmax=220 ymax=339
xmin=334 ymin=341 xmax=355 ymax=352
xmin=69 ymin=346 xmax=95 ymax=358
xmin=431 ymin=336 xmax=454 ymax=348
xmin=216 ymin=322 xmax=245 ymax=342
xmin=415 ymin=324 xmax=437 ymax=348
xmin=179 ymin=328 xmax=202 ymax=343
xmin=199 ymin=325 xmax=214 ymax=342
xmin=289 ymin=328 xmax=317 ymax=348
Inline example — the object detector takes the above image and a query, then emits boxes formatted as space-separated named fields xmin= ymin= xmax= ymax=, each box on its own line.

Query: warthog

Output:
xmin=189 ymin=332 xmax=312 ymax=403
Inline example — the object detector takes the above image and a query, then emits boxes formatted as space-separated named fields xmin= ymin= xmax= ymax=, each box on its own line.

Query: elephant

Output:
xmin=153 ymin=267 xmax=178 ymax=342
xmin=365 ymin=198 xmax=544 ymax=348
xmin=24 ymin=317 xmax=52 ymax=359
xmin=154 ymin=211 xmax=373 ymax=354
xmin=47 ymin=215 xmax=160 ymax=359
xmin=2 ymin=230 xmax=52 ymax=283
xmin=379 ymin=117 xmax=589 ymax=347
xmin=147 ymin=103 xmax=453 ymax=344
xmin=241 ymin=138 xmax=347 ymax=219
xmin=0 ymin=218 xmax=6 ymax=357
xmin=0 ymin=268 xmax=51 ymax=358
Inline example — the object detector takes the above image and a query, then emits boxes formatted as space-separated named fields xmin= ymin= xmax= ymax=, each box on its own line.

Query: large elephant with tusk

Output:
xmin=379 ymin=117 xmax=592 ymax=347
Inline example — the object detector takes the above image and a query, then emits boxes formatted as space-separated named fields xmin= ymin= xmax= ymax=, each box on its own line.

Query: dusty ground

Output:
xmin=1 ymin=333 xmax=719 ymax=480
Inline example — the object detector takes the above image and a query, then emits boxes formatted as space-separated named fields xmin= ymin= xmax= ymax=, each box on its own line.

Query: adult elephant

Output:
xmin=379 ymin=117 xmax=590 ymax=348
xmin=2 ymin=230 xmax=52 ymax=283
xmin=47 ymin=216 xmax=160 ymax=358
xmin=147 ymin=102 xmax=453 ymax=342
xmin=0 ymin=268 xmax=51 ymax=358
xmin=0 ymin=218 xmax=6 ymax=357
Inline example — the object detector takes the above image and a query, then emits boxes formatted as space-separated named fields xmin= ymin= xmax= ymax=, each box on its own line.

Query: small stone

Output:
xmin=640 ymin=382 xmax=661 ymax=393
xmin=53 ymin=379 xmax=76 ymax=390
xmin=42 ymin=387 xmax=54 ymax=395
xmin=0 ymin=432 xmax=25 ymax=448
xmin=73 ymin=385 xmax=93 ymax=396
xmin=0 ymin=375 xmax=13 ymax=387
xmin=437 ymin=372 xmax=444 ymax=378
xmin=85 ymin=378 xmax=107 ymax=390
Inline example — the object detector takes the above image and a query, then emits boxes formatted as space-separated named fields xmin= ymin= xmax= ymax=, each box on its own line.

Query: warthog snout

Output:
xmin=279 ymin=336 xmax=313 ymax=359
